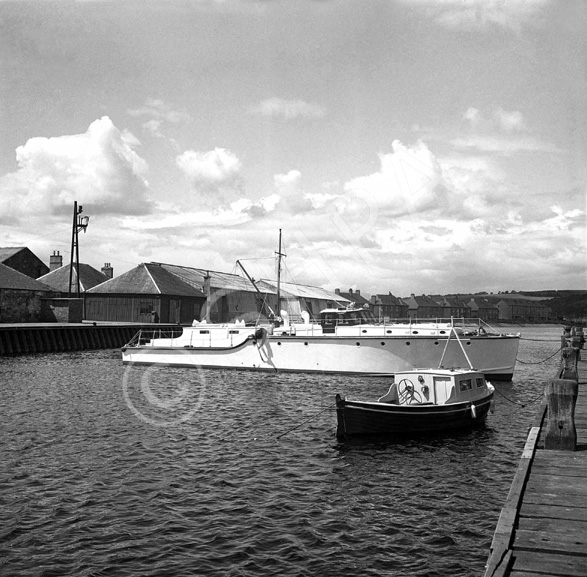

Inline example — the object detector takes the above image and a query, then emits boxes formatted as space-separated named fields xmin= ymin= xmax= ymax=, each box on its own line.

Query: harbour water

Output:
xmin=0 ymin=325 xmax=563 ymax=576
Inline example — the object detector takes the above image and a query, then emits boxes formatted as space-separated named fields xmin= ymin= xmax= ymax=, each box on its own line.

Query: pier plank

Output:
xmin=509 ymin=550 xmax=587 ymax=577
xmin=520 ymin=502 xmax=587 ymax=522
xmin=484 ymin=337 xmax=587 ymax=577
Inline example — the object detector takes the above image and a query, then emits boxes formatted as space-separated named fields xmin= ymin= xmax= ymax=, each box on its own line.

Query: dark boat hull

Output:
xmin=335 ymin=392 xmax=494 ymax=438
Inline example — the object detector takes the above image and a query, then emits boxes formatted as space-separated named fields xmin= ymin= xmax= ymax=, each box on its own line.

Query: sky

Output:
xmin=0 ymin=0 xmax=586 ymax=297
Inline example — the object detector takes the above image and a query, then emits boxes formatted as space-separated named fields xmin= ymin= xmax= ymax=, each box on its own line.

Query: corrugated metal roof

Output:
xmin=38 ymin=263 xmax=109 ymax=293
xmin=87 ymin=263 xmax=205 ymax=297
xmin=0 ymin=262 xmax=53 ymax=291
xmin=262 ymin=279 xmax=349 ymax=302
xmin=156 ymin=263 xmax=276 ymax=294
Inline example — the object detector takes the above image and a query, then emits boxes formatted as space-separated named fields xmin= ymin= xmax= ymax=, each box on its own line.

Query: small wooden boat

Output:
xmin=335 ymin=368 xmax=495 ymax=438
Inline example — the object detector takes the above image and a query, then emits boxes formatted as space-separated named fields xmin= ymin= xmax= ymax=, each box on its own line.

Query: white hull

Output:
xmin=122 ymin=329 xmax=520 ymax=379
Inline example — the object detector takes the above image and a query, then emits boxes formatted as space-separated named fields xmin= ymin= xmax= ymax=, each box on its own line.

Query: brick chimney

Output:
xmin=101 ymin=263 xmax=113 ymax=279
xmin=49 ymin=250 xmax=63 ymax=271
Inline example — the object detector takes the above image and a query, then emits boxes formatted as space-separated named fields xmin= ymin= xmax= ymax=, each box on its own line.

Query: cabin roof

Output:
xmin=397 ymin=368 xmax=483 ymax=378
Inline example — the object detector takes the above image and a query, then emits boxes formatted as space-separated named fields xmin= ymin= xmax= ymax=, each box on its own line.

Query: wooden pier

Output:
xmin=484 ymin=327 xmax=587 ymax=577
xmin=0 ymin=323 xmax=179 ymax=356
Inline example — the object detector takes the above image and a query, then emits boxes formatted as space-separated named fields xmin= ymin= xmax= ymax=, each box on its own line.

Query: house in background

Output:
xmin=38 ymin=254 xmax=110 ymax=297
xmin=467 ymin=297 xmax=500 ymax=321
xmin=403 ymin=294 xmax=445 ymax=319
xmin=0 ymin=247 xmax=49 ymax=279
xmin=0 ymin=262 xmax=53 ymax=322
xmin=496 ymin=297 xmax=551 ymax=322
xmin=85 ymin=262 xmax=207 ymax=324
xmin=370 ymin=292 xmax=408 ymax=320
xmin=334 ymin=288 xmax=371 ymax=308
xmin=437 ymin=295 xmax=471 ymax=318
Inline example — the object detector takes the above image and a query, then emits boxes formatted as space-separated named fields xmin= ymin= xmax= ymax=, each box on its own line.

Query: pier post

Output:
xmin=543 ymin=377 xmax=578 ymax=451
xmin=544 ymin=339 xmax=581 ymax=451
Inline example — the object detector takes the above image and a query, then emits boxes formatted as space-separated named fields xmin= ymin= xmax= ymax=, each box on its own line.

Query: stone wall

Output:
xmin=0 ymin=289 xmax=44 ymax=322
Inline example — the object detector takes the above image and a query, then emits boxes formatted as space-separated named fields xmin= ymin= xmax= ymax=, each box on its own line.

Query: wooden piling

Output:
xmin=543 ymin=378 xmax=578 ymax=451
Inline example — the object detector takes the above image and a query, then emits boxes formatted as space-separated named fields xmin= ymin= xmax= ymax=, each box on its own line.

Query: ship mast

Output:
xmin=275 ymin=229 xmax=284 ymax=318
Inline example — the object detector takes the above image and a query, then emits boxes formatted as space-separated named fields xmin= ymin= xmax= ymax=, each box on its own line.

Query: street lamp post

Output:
xmin=68 ymin=201 xmax=90 ymax=298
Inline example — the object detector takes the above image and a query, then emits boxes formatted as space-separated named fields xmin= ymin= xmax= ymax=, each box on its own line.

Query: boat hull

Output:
xmin=335 ymin=392 xmax=494 ymax=438
xmin=122 ymin=333 xmax=519 ymax=380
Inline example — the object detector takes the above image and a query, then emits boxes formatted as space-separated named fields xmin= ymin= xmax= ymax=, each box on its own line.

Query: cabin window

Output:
xmin=228 ymin=330 xmax=240 ymax=334
xmin=199 ymin=330 xmax=210 ymax=334
xmin=459 ymin=379 xmax=473 ymax=392
xmin=475 ymin=377 xmax=485 ymax=388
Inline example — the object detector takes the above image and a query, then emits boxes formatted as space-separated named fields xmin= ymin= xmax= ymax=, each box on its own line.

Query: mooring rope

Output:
xmin=276 ymin=403 xmax=337 ymax=439
xmin=494 ymin=386 xmax=544 ymax=408
xmin=516 ymin=345 xmax=563 ymax=365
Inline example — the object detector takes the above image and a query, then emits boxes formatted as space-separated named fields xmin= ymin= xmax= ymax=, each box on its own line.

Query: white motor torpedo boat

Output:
xmin=121 ymin=306 xmax=520 ymax=379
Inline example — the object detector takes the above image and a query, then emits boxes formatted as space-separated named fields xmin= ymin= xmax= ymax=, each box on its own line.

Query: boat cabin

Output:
xmin=378 ymin=369 xmax=491 ymax=406
xmin=320 ymin=307 xmax=377 ymax=333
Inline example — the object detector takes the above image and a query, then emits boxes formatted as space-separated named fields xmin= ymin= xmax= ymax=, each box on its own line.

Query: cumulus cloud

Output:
xmin=128 ymin=98 xmax=192 ymax=137
xmin=271 ymin=169 xmax=315 ymax=214
xmin=340 ymin=140 xmax=445 ymax=218
xmin=0 ymin=116 xmax=151 ymax=221
xmin=249 ymin=97 xmax=327 ymax=120
xmin=401 ymin=0 xmax=549 ymax=31
xmin=175 ymin=147 xmax=245 ymax=208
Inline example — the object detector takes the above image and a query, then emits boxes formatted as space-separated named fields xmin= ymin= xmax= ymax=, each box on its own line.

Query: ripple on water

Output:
xmin=0 ymin=326 xmax=563 ymax=576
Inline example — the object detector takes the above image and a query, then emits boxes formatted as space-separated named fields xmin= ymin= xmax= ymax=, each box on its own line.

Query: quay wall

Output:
xmin=0 ymin=324 xmax=177 ymax=356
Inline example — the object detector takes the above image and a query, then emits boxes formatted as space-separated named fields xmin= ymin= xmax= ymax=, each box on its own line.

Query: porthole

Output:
xmin=356 ymin=342 xmax=361 ymax=347
xmin=381 ymin=342 xmax=385 ymax=346
xmin=412 ymin=330 xmax=419 ymax=335
xmin=439 ymin=330 xmax=446 ymax=335
xmin=277 ymin=342 xmax=282 ymax=346
xmin=304 ymin=342 xmax=309 ymax=346
xmin=362 ymin=329 xmax=367 ymax=334
xmin=386 ymin=330 xmax=393 ymax=334
xmin=406 ymin=341 xmax=411 ymax=346
xmin=434 ymin=341 xmax=439 ymax=345
xmin=466 ymin=341 xmax=471 ymax=346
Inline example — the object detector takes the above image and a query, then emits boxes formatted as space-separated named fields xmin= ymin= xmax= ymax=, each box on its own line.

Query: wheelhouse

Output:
xmin=319 ymin=307 xmax=377 ymax=333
